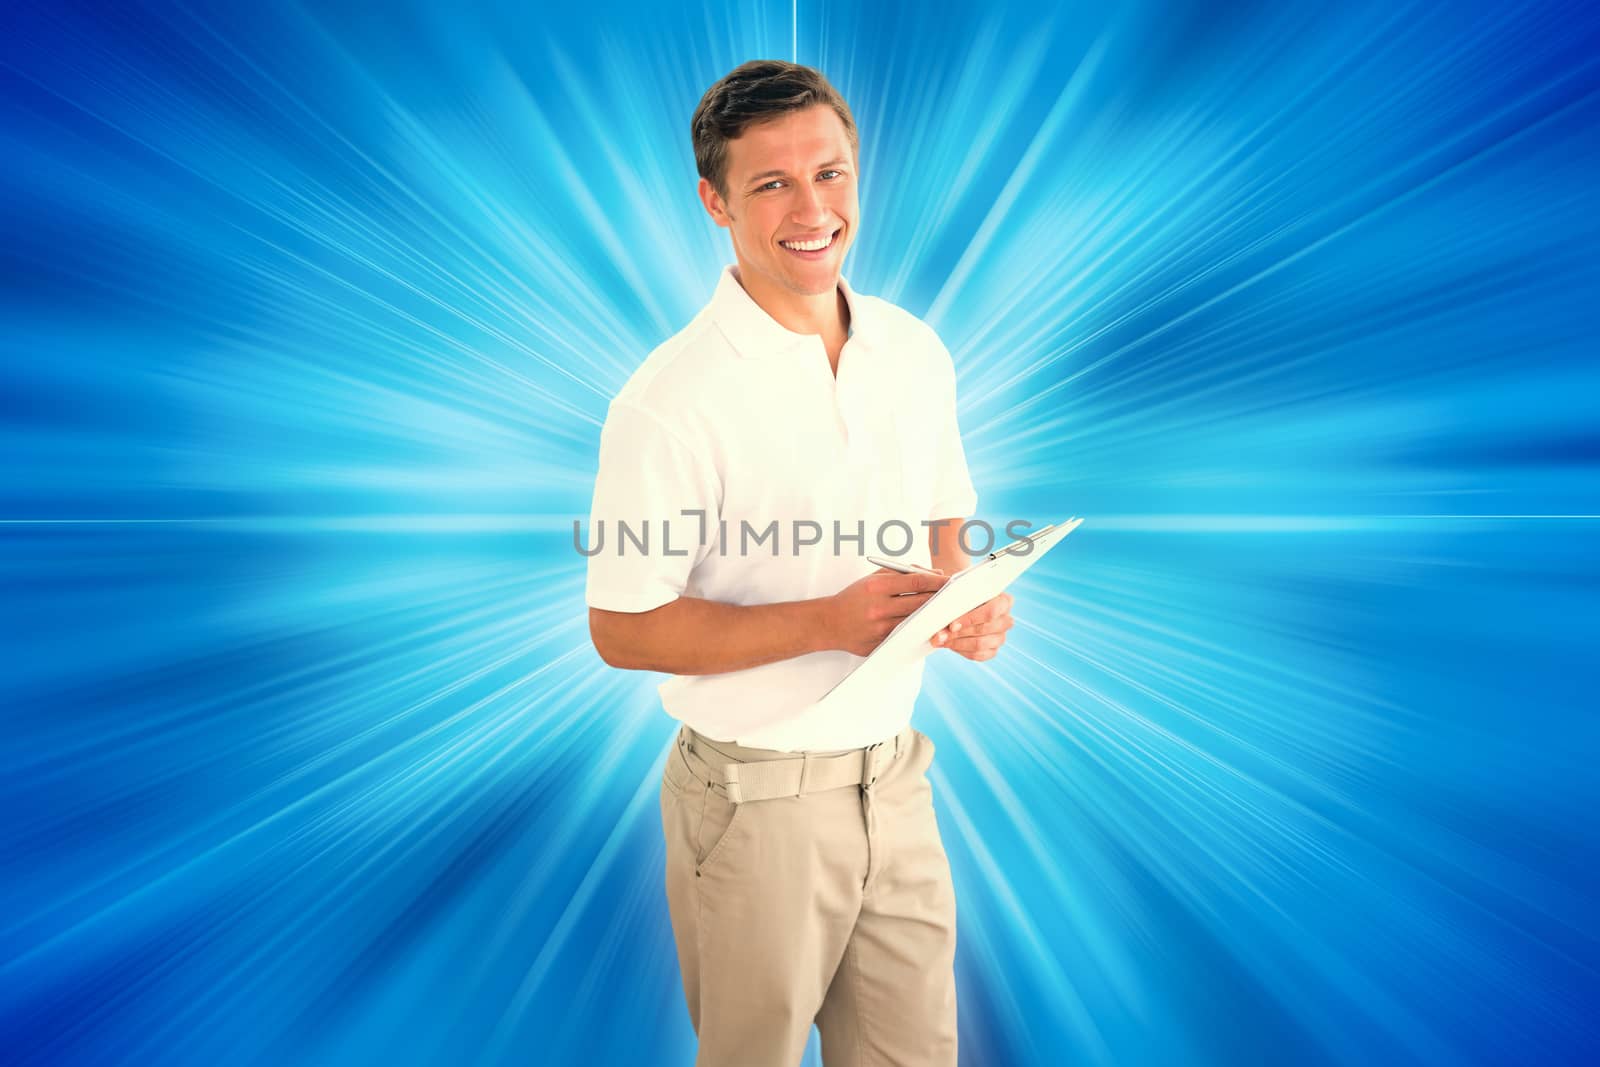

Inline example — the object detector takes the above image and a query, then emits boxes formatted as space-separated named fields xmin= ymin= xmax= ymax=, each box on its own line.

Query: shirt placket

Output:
xmin=830 ymin=337 xmax=869 ymax=461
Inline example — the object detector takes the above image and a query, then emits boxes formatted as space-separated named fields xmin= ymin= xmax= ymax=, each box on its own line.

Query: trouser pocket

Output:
xmin=690 ymin=776 xmax=744 ymax=875
xmin=663 ymin=733 xmax=746 ymax=877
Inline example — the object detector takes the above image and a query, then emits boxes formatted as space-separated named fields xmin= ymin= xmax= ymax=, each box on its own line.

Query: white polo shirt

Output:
xmin=584 ymin=263 xmax=978 ymax=751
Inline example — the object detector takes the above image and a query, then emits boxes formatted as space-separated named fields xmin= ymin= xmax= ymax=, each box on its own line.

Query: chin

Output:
xmin=786 ymin=271 xmax=839 ymax=295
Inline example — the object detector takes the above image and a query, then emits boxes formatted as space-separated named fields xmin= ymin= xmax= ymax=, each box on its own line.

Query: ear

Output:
xmin=697 ymin=177 xmax=733 ymax=228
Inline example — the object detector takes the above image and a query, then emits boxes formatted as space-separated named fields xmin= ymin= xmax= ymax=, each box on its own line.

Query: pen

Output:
xmin=987 ymin=523 xmax=1055 ymax=560
xmin=866 ymin=556 xmax=947 ymax=597
xmin=866 ymin=555 xmax=943 ymax=576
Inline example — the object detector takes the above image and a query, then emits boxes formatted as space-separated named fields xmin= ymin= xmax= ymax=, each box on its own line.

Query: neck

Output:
xmin=734 ymin=263 xmax=851 ymax=340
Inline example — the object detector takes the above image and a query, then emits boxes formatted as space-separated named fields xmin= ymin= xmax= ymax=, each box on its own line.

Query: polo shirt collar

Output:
xmin=712 ymin=263 xmax=878 ymax=358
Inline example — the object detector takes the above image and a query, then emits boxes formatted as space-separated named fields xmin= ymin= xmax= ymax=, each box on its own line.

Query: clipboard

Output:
xmin=809 ymin=517 xmax=1084 ymax=714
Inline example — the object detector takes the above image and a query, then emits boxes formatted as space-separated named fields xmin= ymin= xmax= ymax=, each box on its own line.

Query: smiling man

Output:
xmin=584 ymin=60 xmax=1013 ymax=1066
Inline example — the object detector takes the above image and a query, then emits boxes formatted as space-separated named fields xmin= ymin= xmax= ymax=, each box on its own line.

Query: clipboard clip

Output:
xmin=987 ymin=522 xmax=1058 ymax=561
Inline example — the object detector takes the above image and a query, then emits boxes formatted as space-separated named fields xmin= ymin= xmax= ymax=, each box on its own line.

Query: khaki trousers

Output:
xmin=659 ymin=722 xmax=959 ymax=1066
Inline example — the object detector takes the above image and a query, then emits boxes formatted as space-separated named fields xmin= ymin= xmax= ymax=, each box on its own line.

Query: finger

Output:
xmin=950 ymin=614 xmax=1013 ymax=638
xmin=888 ymin=570 xmax=948 ymax=595
xmin=948 ymin=604 xmax=994 ymax=632
xmin=933 ymin=622 xmax=997 ymax=649
xmin=968 ymin=594 xmax=1015 ymax=625
xmin=947 ymin=610 xmax=996 ymax=635
xmin=876 ymin=570 xmax=947 ymax=598
xmin=945 ymin=632 xmax=1006 ymax=654
xmin=960 ymin=593 xmax=1012 ymax=623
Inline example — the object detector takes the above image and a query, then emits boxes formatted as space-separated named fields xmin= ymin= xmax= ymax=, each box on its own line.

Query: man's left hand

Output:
xmin=929 ymin=593 xmax=1014 ymax=662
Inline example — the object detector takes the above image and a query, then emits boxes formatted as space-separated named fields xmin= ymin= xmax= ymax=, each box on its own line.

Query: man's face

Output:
xmin=698 ymin=104 xmax=859 ymax=298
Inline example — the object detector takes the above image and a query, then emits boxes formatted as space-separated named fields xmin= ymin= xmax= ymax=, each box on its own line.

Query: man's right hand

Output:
xmin=825 ymin=568 xmax=949 ymax=657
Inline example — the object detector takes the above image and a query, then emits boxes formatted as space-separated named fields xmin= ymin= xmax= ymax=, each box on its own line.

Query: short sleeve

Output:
xmin=926 ymin=335 xmax=979 ymax=520
xmin=584 ymin=401 xmax=719 ymax=613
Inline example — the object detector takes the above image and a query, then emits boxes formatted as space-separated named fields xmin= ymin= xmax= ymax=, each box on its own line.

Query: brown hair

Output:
xmin=691 ymin=60 xmax=859 ymax=200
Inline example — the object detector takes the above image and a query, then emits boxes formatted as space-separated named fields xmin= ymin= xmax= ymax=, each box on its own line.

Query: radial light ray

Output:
xmin=3 ymin=1 xmax=1598 ymax=1065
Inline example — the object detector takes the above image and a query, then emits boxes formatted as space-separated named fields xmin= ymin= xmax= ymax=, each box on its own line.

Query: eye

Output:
xmin=819 ymin=169 xmax=844 ymax=181
xmin=757 ymin=180 xmax=784 ymax=192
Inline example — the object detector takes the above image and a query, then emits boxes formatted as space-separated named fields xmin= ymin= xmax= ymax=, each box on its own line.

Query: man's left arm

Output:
xmin=921 ymin=332 xmax=1013 ymax=660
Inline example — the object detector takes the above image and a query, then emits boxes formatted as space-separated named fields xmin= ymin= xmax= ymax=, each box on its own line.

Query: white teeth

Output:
xmin=781 ymin=232 xmax=835 ymax=252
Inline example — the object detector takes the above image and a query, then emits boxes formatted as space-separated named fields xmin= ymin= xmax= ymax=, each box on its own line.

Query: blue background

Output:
xmin=3 ymin=0 xmax=1598 ymax=1063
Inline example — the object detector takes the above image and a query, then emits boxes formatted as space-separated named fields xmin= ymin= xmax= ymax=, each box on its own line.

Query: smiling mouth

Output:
xmin=779 ymin=228 xmax=841 ymax=253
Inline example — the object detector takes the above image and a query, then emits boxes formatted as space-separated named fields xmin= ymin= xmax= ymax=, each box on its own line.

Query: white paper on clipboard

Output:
xmin=808 ymin=517 xmax=1084 ymax=716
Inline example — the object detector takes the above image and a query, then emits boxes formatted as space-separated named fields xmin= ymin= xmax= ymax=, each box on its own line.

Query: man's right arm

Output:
xmin=589 ymin=568 xmax=947 ymax=674
xmin=590 ymin=597 xmax=831 ymax=674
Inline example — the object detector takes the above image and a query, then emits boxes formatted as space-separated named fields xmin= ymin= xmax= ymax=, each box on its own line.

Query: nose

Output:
xmin=791 ymin=180 xmax=829 ymax=227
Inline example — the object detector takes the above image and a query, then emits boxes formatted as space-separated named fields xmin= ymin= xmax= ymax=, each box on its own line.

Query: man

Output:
xmin=584 ymin=60 xmax=1014 ymax=1066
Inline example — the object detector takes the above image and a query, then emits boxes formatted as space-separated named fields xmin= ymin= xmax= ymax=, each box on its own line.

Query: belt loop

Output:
xmin=723 ymin=764 xmax=743 ymax=805
xmin=796 ymin=750 xmax=811 ymax=798
xmin=861 ymin=741 xmax=882 ymax=788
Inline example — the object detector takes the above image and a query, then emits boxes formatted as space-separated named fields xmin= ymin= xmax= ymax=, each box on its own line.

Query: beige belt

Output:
xmin=678 ymin=727 xmax=908 ymax=805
